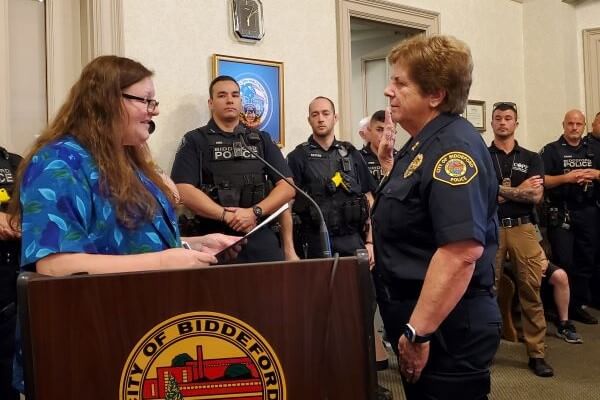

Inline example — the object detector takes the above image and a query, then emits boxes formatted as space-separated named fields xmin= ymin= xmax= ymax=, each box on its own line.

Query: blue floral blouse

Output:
xmin=20 ymin=136 xmax=181 ymax=269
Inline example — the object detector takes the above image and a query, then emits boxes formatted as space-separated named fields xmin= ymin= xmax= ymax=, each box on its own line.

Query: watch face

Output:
xmin=233 ymin=0 xmax=264 ymax=41
xmin=403 ymin=325 xmax=415 ymax=342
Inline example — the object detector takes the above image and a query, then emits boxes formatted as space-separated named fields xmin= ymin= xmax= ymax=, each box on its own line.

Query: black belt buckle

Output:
xmin=500 ymin=217 xmax=514 ymax=228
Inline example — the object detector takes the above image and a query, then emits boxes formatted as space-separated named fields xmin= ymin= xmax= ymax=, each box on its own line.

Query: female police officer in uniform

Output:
xmin=372 ymin=35 xmax=501 ymax=400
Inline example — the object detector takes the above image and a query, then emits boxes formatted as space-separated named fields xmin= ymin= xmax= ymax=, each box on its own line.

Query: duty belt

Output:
xmin=499 ymin=215 xmax=531 ymax=228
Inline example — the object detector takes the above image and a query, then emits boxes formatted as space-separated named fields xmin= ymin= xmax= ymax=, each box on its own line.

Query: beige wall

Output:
xmin=384 ymin=0 xmax=526 ymax=146
xmin=576 ymin=0 xmax=600 ymax=122
xmin=523 ymin=1 xmax=579 ymax=152
xmin=3 ymin=0 xmax=596 ymax=166
xmin=122 ymin=0 xmax=339 ymax=171
xmin=1 ymin=0 xmax=47 ymax=154
xmin=122 ymin=0 xmax=531 ymax=170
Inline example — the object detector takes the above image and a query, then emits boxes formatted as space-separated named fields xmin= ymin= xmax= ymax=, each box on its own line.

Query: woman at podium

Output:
xmin=9 ymin=55 xmax=240 ymax=276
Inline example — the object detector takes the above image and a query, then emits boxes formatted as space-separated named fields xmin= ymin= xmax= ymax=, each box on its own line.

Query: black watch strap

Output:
xmin=403 ymin=323 xmax=432 ymax=343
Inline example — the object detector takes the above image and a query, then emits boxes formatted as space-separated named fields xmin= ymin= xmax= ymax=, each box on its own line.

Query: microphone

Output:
xmin=148 ymin=120 xmax=156 ymax=134
xmin=236 ymin=126 xmax=332 ymax=258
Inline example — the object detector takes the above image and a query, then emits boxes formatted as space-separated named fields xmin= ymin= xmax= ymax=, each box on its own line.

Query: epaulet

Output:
xmin=338 ymin=141 xmax=356 ymax=152
xmin=187 ymin=126 xmax=207 ymax=137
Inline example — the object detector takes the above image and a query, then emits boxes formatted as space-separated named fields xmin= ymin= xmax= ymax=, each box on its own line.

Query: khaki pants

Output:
xmin=495 ymin=223 xmax=546 ymax=358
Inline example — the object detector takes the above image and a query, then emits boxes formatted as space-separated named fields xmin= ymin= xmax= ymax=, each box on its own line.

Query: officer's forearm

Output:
xmin=278 ymin=207 xmax=297 ymax=255
xmin=544 ymin=174 xmax=568 ymax=189
xmin=365 ymin=192 xmax=375 ymax=242
xmin=498 ymin=185 xmax=543 ymax=204
xmin=176 ymin=183 xmax=225 ymax=221
xmin=408 ymin=240 xmax=479 ymax=336
xmin=254 ymin=179 xmax=295 ymax=215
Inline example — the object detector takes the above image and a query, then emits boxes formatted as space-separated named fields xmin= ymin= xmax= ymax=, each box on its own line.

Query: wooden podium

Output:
xmin=18 ymin=252 xmax=376 ymax=399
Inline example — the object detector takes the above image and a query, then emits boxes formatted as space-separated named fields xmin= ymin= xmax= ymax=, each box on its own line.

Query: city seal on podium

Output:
xmin=120 ymin=312 xmax=286 ymax=400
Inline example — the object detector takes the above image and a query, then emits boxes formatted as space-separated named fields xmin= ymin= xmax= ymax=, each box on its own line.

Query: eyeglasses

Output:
xmin=122 ymin=93 xmax=159 ymax=113
xmin=492 ymin=102 xmax=517 ymax=113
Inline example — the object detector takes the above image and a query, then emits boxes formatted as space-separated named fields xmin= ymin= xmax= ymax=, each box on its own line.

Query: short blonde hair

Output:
xmin=388 ymin=35 xmax=473 ymax=114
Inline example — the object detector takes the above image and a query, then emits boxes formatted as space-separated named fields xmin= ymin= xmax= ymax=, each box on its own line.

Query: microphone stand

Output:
xmin=238 ymin=132 xmax=332 ymax=258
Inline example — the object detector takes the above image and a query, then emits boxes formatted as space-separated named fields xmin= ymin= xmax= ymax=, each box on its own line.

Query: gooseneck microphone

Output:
xmin=148 ymin=120 xmax=156 ymax=134
xmin=236 ymin=126 xmax=332 ymax=258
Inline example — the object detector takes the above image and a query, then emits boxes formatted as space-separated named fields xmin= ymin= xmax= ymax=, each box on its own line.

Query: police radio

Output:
xmin=244 ymin=129 xmax=261 ymax=146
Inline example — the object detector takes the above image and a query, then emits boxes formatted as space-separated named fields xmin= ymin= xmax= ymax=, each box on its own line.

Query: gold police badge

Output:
xmin=404 ymin=153 xmax=423 ymax=178
xmin=120 ymin=312 xmax=286 ymax=400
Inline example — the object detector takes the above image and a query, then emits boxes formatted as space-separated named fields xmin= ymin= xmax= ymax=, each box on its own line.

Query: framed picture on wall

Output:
xmin=464 ymin=99 xmax=486 ymax=132
xmin=213 ymin=54 xmax=285 ymax=146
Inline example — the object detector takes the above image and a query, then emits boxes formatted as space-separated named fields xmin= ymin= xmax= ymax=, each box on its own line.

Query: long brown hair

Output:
xmin=10 ymin=55 xmax=175 ymax=229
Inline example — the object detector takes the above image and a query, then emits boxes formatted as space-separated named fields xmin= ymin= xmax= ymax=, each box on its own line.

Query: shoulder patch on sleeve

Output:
xmin=432 ymin=151 xmax=478 ymax=186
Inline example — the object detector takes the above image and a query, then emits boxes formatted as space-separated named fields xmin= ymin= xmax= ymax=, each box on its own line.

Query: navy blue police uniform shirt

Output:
xmin=488 ymin=141 xmax=544 ymax=219
xmin=372 ymin=113 xmax=498 ymax=287
xmin=540 ymin=135 xmax=597 ymax=206
xmin=360 ymin=144 xmax=398 ymax=184
xmin=171 ymin=118 xmax=292 ymax=189
xmin=587 ymin=134 xmax=600 ymax=202
xmin=287 ymin=135 xmax=377 ymax=194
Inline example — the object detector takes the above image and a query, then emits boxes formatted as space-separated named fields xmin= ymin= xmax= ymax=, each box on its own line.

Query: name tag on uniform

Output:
xmin=211 ymin=145 xmax=258 ymax=161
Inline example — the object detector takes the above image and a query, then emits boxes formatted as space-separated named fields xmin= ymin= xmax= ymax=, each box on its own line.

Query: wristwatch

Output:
xmin=252 ymin=205 xmax=263 ymax=218
xmin=402 ymin=323 xmax=432 ymax=343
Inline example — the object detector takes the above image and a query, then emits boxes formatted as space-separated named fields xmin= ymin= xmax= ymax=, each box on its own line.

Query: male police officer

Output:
xmin=357 ymin=111 xmax=396 ymax=400
xmin=489 ymin=102 xmax=553 ymax=377
xmin=287 ymin=97 xmax=377 ymax=260
xmin=541 ymin=109 xmax=600 ymax=324
xmin=0 ymin=146 xmax=21 ymax=400
xmin=171 ymin=76 xmax=295 ymax=262
xmin=360 ymin=110 xmax=398 ymax=184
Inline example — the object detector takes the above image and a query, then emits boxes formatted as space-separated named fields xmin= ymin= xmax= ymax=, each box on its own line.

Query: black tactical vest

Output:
xmin=199 ymin=127 xmax=270 ymax=208
xmin=0 ymin=147 xmax=21 ymax=269
xmin=0 ymin=147 xmax=19 ymax=212
xmin=180 ymin=127 xmax=272 ymax=236
xmin=293 ymin=141 xmax=368 ymax=236
xmin=360 ymin=146 xmax=383 ymax=183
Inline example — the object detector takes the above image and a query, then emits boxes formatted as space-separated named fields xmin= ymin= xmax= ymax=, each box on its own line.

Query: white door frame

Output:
xmin=583 ymin=27 xmax=600 ymax=126
xmin=336 ymin=0 xmax=439 ymax=139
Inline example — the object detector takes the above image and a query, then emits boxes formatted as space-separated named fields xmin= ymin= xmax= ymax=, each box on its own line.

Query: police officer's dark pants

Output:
xmin=591 ymin=204 xmax=600 ymax=307
xmin=301 ymin=231 xmax=364 ymax=259
xmin=547 ymin=205 xmax=598 ymax=308
xmin=235 ymin=228 xmax=284 ymax=263
xmin=0 ymin=265 xmax=18 ymax=400
xmin=377 ymin=285 xmax=501 ymax=400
